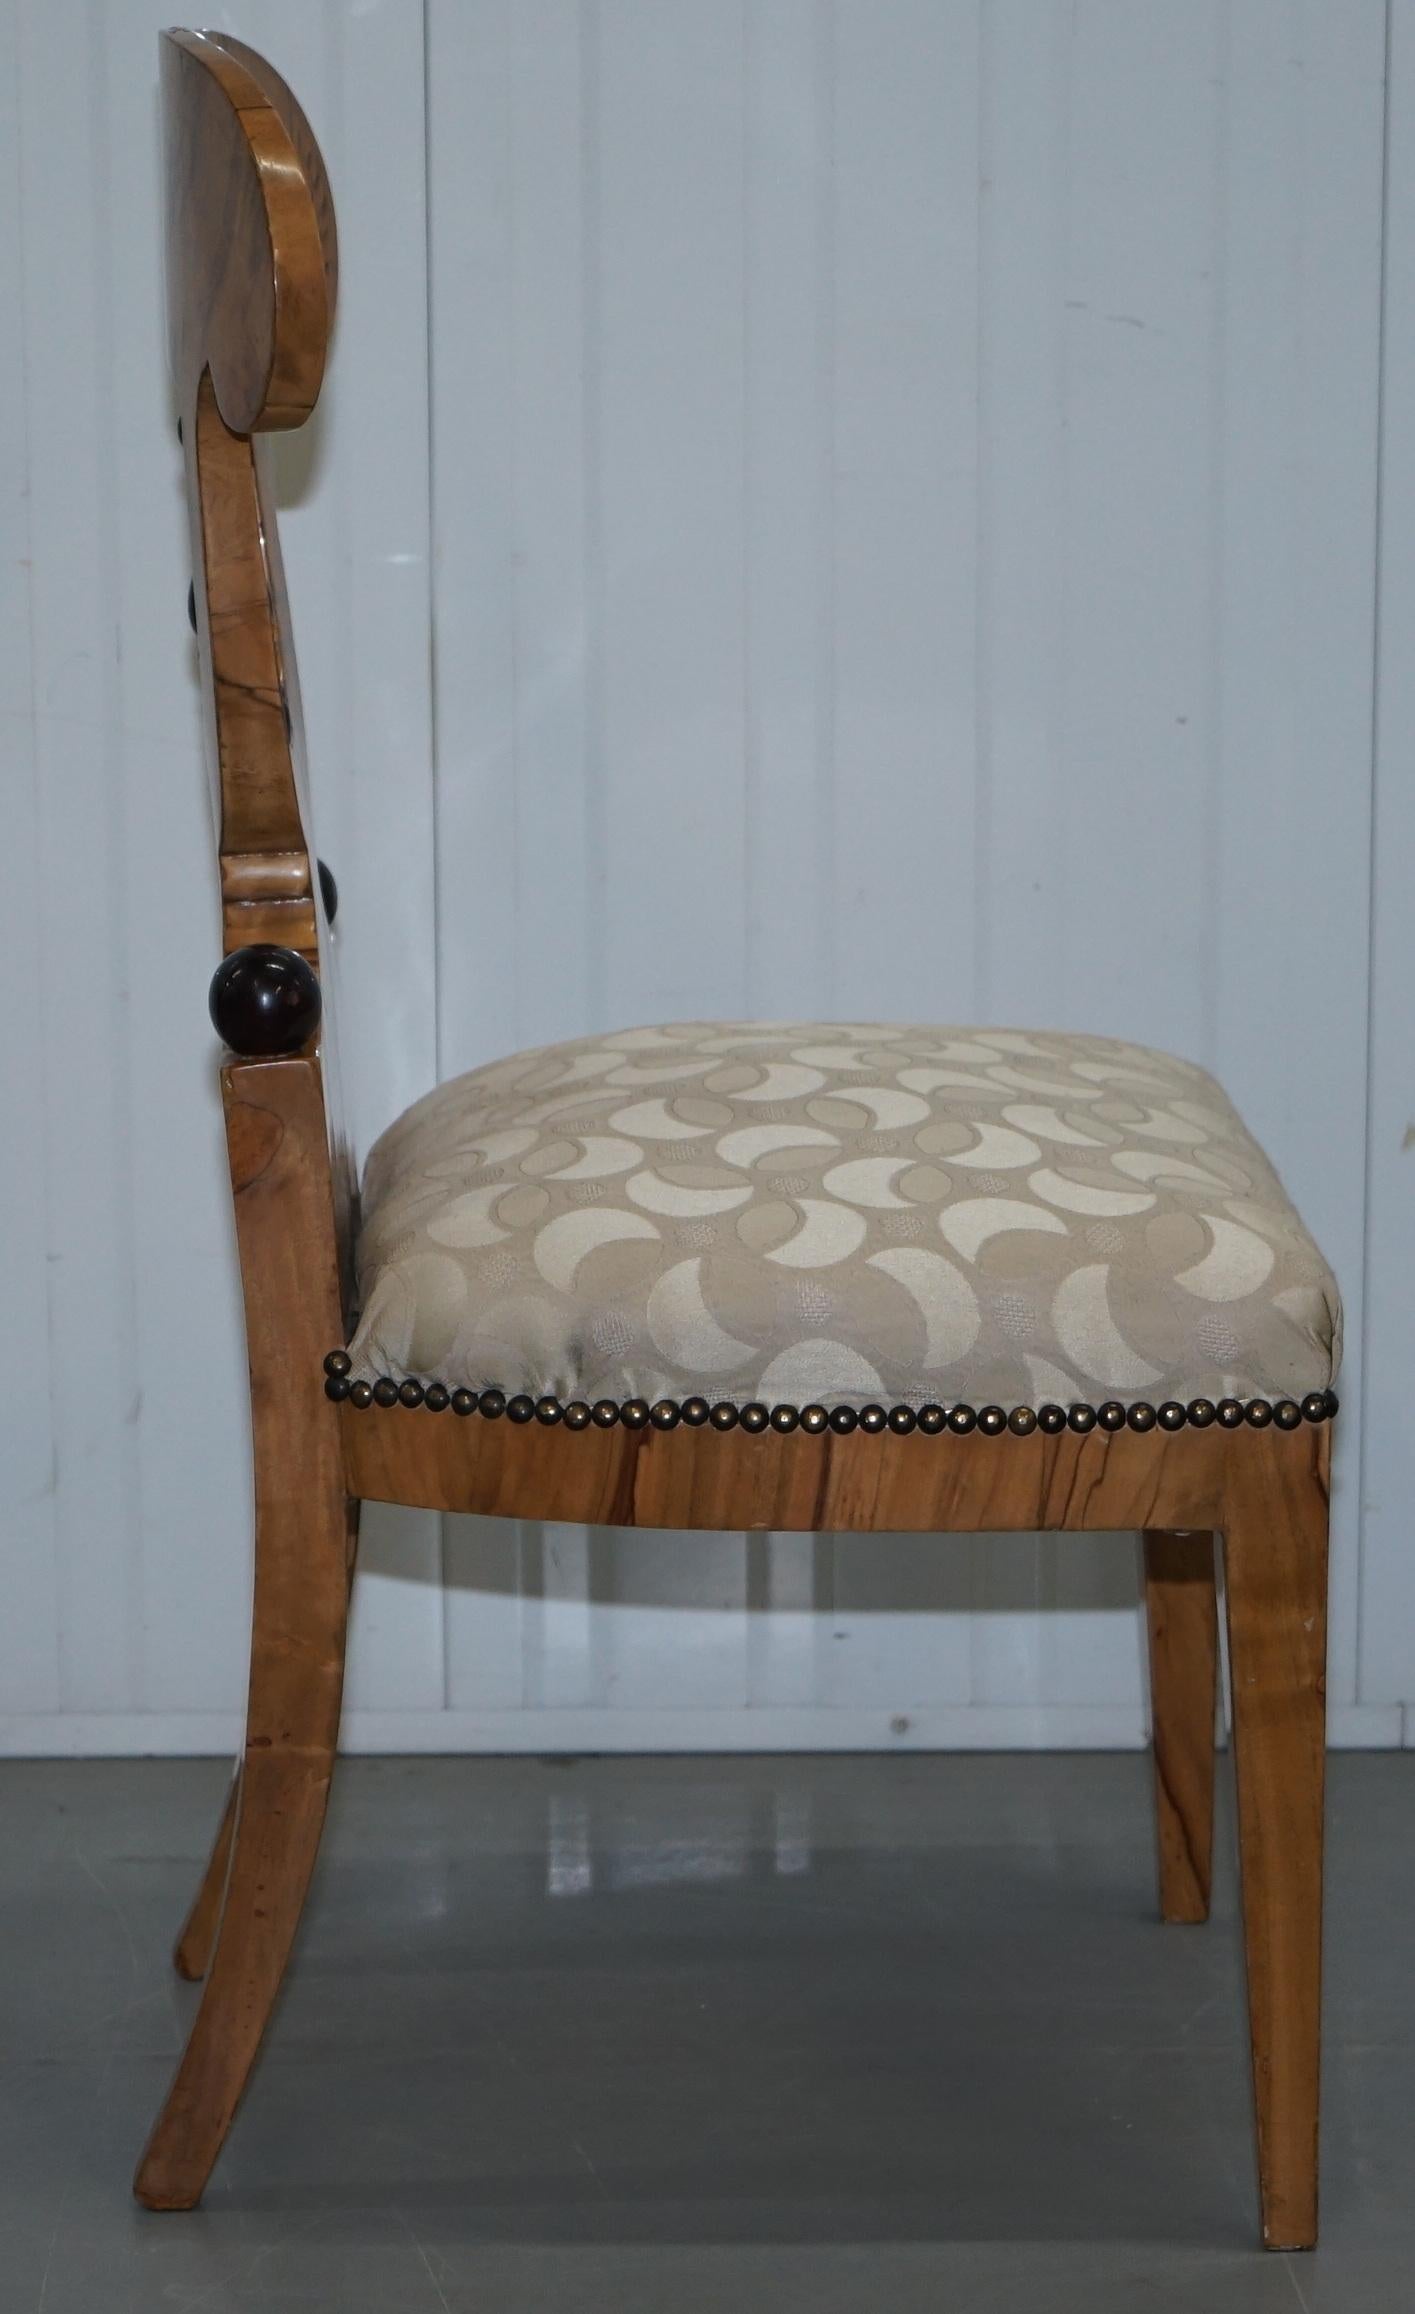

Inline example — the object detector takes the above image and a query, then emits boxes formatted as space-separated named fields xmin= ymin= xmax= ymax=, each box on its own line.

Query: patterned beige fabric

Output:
xmin=347 ymin=1022 xmax=1341 ymax=1411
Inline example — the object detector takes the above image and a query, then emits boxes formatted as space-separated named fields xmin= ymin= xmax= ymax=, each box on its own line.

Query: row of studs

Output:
xmin=322 ymin=1354 xmax=1337 ymax=1438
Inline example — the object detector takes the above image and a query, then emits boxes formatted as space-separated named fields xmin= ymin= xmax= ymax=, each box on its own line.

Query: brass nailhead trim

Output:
xmin=324 ymin=1359 xmax=1339 ymax=1439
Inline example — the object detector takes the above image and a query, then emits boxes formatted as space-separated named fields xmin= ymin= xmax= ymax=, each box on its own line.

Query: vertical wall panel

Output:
xmin=827 ymin=0 xmax=981 ymax=1017
xmin=973 ymin=1 xmax=1225 ymax=1709
xmin=742 ymin=0 xmax=833 ymax=1015
xmin=823 ymin=0 xmax=982 ymax=1709
xmin=593 ymin=0 xmax=749 ymax=1025
xmin=426 ymin=0 xmax=592 ymax=1714
xmin=14 ymin=0 xmax=150 ymax=1722
xmin=0 ymin=0 xmax=62 ymax=1722
xmin=1361 ymin=0 xmax=1415 ymax=1713
xmin=1208 ymin=0 xmax=1384 ymax=1714
xmin=1 ymin=0 xmax=1401 ymax=1751
xmin=251 ymin=0 xmax=444 ymax=1722
xmin=740 ymin=2 xmax=837 ymax=1713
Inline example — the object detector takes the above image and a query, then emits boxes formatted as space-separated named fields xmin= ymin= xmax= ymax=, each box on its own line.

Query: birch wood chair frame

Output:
xmin=137 ymin=31 xmax=1333 ymax=2251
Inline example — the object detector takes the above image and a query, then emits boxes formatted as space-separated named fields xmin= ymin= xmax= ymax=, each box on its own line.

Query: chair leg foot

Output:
xmin=1223 ymin=1435 xmax=1329 ymax=2251
xmin=135 ymin=1698 xmax=344 ymax=2208
xmin=1143 ymin=1529 xmax=1218 ymax=1923
xmin=173 ymin=1768 xmax=241 ymax=1981
xmin=135 ymin=1423 xmax=349 ymax=2197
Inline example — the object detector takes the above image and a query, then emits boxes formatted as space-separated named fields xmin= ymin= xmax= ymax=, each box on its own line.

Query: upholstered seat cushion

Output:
xmin=344 ymin=1021 xmax=1340 ymax=1416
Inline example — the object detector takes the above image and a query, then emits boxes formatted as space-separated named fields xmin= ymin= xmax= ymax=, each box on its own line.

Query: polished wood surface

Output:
xmin=134 ymin=1060 xmax=352 ymax=2212
xmin=149 ymin=26 xmax=1335 ymax=2248
xmin=142 ymin=32 xmax=355 ymax=2213
xmin=341 ymin=1399 xmax=1327 ymax=1537
xmin=162 ymin=29 xmax=333 ymax=435
xmin=189 ymin=343 xmax=319 ymax=961
xmin=1143 ymin=1529 xmax=1219 ymax=1924
xmin=1223 ymin=1433 xmax=1330 ymax=2251
xmin=165 ymin=26 xmax=335 ymax=967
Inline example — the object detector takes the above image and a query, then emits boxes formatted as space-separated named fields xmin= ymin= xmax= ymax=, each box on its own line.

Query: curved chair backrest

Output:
xmin=163 ymin=29 xmax=336 ymax=434
xmin=161 ymin=29 xmax=354 ymax=1301
xmin=162 ymin=25 xmax=336 ymax=972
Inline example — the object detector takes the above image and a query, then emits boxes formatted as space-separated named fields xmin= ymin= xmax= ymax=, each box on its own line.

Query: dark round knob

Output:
xmin=187 ymin=580 xmax=197 ymax=635
xmin=318 ymin=858 xmax=338 ymax=924
xmin=208 ymin=944 xmax=322 ymax=1056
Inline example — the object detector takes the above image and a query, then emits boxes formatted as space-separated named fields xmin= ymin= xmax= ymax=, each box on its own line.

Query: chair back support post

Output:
xmin=161 ymin=27 xmax=354 ymax=1309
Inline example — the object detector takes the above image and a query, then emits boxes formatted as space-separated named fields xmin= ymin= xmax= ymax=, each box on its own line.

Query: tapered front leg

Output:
xmin=1143 ymin=1530 xmax=1218 ymax=1922
xmin=1222 ymin=1431 xmax=1330 ymax=2251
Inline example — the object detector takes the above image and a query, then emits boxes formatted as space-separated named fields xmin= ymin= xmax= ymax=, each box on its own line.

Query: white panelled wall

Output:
xmin=2 ymin=0 xmax=1409 ymax=1754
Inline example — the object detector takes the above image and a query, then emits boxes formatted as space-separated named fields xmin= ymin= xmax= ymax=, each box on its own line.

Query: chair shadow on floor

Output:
xmin=151 ymin=1740 xmax=1268 ymax=2251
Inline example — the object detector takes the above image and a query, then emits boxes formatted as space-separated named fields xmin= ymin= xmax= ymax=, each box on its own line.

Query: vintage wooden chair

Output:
xmin=140 ymin=30 xmax=1339 ymax=2249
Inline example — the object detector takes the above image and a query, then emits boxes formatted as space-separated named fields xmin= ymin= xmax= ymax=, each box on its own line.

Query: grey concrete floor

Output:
xmin=1 ymin=1753 xmax=1412 ymax=2313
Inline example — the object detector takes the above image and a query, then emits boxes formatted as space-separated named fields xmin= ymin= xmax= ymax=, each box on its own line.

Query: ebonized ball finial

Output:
xmin=317 ymin=858 xmax=338 ymax=924
xmin=209 ymin=944 xmax=322 ymax=1056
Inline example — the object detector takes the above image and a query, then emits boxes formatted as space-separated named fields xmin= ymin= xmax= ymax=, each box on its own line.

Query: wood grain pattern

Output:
xmin=341 ymin=1402 xmax=1326 ymax=1538
xmin=1223 ymin=1431 xmax=1330 ymax=2251
xmin=189 ymin=375 xmax=318 ymax=959
xmin=165 ymin=28 xmax=337 ymax=974
xmin=142 ymin=33 xmax=356 ymax=2215
xmin=134 ymin=1060 xmax=352 ymax=2212
xmin=1143 ymin=1530 xmax=1218 ymax=1924
xmin=162 ymin=29 xmax=333 ymax=435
